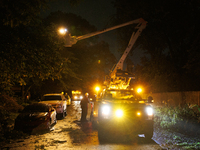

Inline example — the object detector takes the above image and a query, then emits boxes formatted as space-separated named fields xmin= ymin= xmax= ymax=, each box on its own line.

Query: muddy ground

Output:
xmin=1 ymin=101 xmax=163 ymax=150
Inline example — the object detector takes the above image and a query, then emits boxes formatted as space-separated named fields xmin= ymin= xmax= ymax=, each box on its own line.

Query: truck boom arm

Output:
xmin=64 ymin=18 xmax=147 ymax=89
xmin=64 ymin=18 xmax=147 ymax=47
xmin=110 ymin=19 xmax=147 ymax=79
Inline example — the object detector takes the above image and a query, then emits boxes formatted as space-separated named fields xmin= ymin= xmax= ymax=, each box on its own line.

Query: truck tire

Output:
xmin=145 ymin=128 xmax=154 ymax=139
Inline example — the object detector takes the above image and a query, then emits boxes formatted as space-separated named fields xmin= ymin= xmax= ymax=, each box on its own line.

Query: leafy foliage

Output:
xmin=0 ymin=99 xmax=23 ymax=142
xmin=0 ymin=22 xmax=69 ymax=94
xmin=112 ymin=0 xmax=200 ymax=92
xmin=0 ymin=0 xmax=117 ymax=99
xmin=0 ymin=1 xmax=79 ymax=96
xmin=0 ymin=107 xmax=10 ymax=141
xmin=154 ymin=105 xmax=200 ymax=136
xmin=0 ymin=95 xmax=24 ymax=113
xmin=43 ymin=11 xmax=117 ymax=93
xmin=0 ymin=0 xmax=49 ymax=27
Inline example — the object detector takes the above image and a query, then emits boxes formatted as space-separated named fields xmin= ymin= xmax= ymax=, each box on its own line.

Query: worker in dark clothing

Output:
xmin=80 ymin=93 xmax=90 ymax=122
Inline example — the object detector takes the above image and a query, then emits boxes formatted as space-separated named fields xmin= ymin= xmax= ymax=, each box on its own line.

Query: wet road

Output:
xmin=2 ymin=101 xmax=162 ymax=150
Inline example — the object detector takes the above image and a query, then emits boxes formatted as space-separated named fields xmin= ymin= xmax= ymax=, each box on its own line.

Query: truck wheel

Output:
xmin=145 ymin=129 xmax=153 ymax=140
xmin=98 ymin=124 xmax=115 ymax=143
xmin=98 ymin=127 xmax=107 ymax=142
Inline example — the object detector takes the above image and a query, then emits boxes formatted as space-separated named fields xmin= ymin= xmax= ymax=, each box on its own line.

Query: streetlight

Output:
xmin=58 ymin=27 xmax=77 ymax=47
xmin=58 ymin=28 xmax=67 ymax=35
xmin=95 ymin=86 xmax=100 ymax=99
xmin=137 ymin=88 xmax=142 ymax=94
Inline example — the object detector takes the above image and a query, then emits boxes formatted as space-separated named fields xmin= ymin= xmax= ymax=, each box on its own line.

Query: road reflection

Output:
xmin=2 ymin=100 xmax=162 ymax=150
xmin=69 ymin=101 xmax=159 ymax=147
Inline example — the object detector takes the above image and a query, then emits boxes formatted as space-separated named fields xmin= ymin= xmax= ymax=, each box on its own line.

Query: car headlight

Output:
xmin=102 ymin=105 xmax=110 ymax=116
xmin=146 ymin=107 xmax=153 ymax=116
xmin=115 ymin=109 xmax=123 ymax=118
xmin=80 ymin=96 xmax=83 ymax=99
xmin=74 ymin=96 xmax=78 ymax=99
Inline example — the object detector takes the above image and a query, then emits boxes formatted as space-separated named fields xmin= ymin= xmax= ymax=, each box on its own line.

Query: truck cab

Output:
xmin=96 ymin=89 xmax=154 ymax=140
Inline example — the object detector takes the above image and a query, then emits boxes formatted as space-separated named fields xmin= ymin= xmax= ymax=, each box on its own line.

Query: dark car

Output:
xmin=14 ymin=103 xmax=57 ymax=133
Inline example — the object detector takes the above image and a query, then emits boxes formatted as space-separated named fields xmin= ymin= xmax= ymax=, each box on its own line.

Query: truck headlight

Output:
xmin=146 ymin=107 xmax=153 ymax=116
xmin=136 ymin=111 xmax=141 ymax=116
xmin=115 ymin=109 xmax=123 ymax=118
xmin=102 ymin=105 xmax=110 ymax=116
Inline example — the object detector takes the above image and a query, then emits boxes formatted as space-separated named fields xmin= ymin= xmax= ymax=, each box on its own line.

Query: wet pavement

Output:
xmin=1 ymin=101 xmax=162 ymax=150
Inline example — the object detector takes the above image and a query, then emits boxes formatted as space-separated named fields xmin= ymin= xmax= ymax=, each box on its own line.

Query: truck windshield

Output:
xmin=103 ymin=90 xmax=136 ymax=100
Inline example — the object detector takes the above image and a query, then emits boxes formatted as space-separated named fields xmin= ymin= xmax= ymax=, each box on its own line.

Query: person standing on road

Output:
xmin=80 ymin=93 xmax=90 ymax=122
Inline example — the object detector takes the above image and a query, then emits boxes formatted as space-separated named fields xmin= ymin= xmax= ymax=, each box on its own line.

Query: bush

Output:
xmin=0 ymin=107 xmax=12 ymax=141
xmin=0 ymin=108 xmax=27 ymax=141
xmin=154 ymin=105 xmax=200 ymax=135
xmin=0 ymin=95 xmax=25 ymax=142
xmin=154 ymin=106 xmax=178 ymax=128
xmin=0 ymin=95 xmax=24 ymax=112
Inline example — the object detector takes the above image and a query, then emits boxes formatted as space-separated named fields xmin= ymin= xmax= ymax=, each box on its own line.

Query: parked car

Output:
xmin=14 ymin=103 xmax=57 ymax=133
xmin=40 ymin=93 xmax=67 ymax=118
xmin=72 ymin=94 xmax=83 ymax=101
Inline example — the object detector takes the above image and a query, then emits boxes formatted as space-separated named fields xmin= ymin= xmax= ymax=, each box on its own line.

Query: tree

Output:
xmin=112 ymin=0 xmax=200 ymax=92
xmin=0 ymin=0 xmax=50 ymax=27
xmin=0 ymin=0 xmax=78 ymax=98
xmin=43 ymin=11 xmax=117 ymax=94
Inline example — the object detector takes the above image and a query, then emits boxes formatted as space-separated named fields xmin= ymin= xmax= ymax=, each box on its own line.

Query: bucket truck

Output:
xmin=63 ymin=18 xmax=154 ymax=140
xmin=63 ymin=18 xmax=147 ymax=90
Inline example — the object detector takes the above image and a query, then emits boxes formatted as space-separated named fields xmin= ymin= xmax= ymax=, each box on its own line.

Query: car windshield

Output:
xmin=102 ymin=90 xmax=136 ymax=100
xmin=42 ymin=95 xmax=62 ymax=101
xmin=22 ymin=104 xmax=49 ymax=112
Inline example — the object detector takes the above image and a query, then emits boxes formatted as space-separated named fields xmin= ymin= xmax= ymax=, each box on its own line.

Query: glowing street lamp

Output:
xmin=137 ymin=88 xmax=142 ymax=94
xmin=58 ymin=28 xmax=67 ymax=35
xmin=95 ymin=86 xmax=100 ymax=99
xmin=95 ymin=86 xmax=100 ymax=92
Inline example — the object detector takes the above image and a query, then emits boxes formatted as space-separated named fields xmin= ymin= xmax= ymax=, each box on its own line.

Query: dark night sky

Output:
xmin=44 ymin=0 xmax=144 ymax=64
xmin=46 ymin=0 xmax=115 ymax=29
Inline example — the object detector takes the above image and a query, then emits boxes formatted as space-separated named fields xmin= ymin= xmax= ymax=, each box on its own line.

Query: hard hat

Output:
xmin=85 ymin=93 xmax=89 ymax=96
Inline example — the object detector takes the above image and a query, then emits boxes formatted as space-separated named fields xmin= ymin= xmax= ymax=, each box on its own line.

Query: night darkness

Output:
xmin=1 ymin=1 xmax=200 ymax=149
